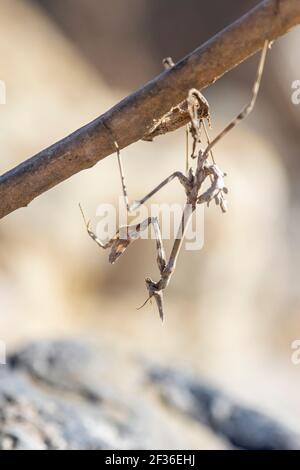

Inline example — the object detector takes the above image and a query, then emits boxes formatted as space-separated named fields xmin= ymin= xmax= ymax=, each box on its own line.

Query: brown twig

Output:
xmin=0 ymin=0 xmax=299 ymax=220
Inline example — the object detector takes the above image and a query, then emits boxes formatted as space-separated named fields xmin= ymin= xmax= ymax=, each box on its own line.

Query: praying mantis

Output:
xmin=80 ymin=41 xmax=269 ymax=321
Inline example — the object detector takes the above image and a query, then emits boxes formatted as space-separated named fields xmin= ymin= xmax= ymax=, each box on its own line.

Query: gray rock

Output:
xmin=0 ymin=339 xmax=298 ymax=450
xmin=148 ymin=366 xmax=300 ymax=450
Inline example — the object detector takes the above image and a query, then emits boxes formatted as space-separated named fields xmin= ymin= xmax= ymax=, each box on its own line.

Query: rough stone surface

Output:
xmin=0 ymin=339 xmax=298 ymax=450
xmin=148 ymin=367 xmax=300 ymax=450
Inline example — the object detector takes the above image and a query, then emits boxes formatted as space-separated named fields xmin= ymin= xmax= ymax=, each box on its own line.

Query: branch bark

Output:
xmin=1 ymin=0 xmax=300 ymax=220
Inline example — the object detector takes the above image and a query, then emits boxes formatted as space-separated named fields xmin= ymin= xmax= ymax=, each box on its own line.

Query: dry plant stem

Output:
xmin=0 ymin=0 xmax=299 ymax=220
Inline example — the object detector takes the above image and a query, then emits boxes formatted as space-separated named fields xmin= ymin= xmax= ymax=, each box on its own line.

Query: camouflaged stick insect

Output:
xmin=80 ymin=40 xmax=269 ymax=321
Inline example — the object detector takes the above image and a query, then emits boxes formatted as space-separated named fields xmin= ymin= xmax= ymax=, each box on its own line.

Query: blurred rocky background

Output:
xmin=0 ymin=0 xmax=300 ymax=449
xmin=1 ymin=339 xmax=300 ymax=450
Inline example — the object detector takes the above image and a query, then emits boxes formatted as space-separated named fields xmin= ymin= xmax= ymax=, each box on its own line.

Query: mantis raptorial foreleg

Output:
xmin=80 ymin=202 xmax=166 ymax=269
xmin=143 ymin=203 xmax=195 ymax=321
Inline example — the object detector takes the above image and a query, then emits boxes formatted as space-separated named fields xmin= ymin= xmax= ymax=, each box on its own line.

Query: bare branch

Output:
xmin=0 ymin=0 xmax=299 ymax=220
